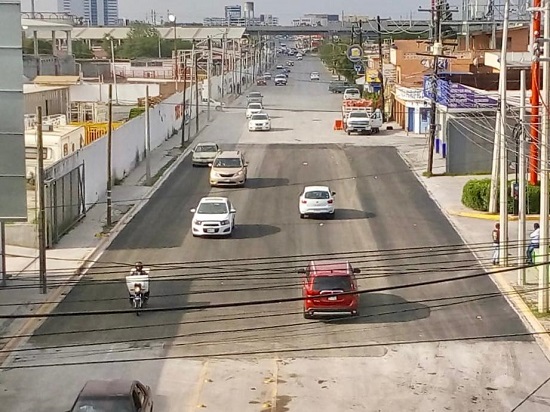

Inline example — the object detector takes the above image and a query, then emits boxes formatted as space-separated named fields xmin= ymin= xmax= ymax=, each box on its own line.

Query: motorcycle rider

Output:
xmin=129 ymin=261 xmax=150 ymax=303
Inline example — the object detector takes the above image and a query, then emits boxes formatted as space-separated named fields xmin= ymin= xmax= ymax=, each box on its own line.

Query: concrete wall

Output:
xmin=69 ymin=84 xmax=162 ymax=104
xmin=446 ymin=113 xmax=517 ymax=174
xmin=45 ymin=61 xmax=260 ymax=211
xmin=23 ymin=54 xmax=76 ymax=80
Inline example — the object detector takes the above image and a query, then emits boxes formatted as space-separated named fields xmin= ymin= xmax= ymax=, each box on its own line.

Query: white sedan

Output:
xmin=299 ymin=186 xmax=335 ymax=218
xmin=246 ymin=102 xmax=263 ymax=118
xmin=191 ymin=197 xmax=236 ymax=237
xmin=310 ymin=72 xmax=320 ymax=81
xmin=248 ymin=113 xmax=271 ymax=131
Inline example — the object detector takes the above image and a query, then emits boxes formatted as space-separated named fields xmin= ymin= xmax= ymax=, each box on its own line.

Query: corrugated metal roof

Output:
xmin=24 ymin=84 xmax=69 ymax=94
xmin=33 ymin=76 xmax=80 ymax=86
xmin=21 ymin=18 xmax=73 ymax=31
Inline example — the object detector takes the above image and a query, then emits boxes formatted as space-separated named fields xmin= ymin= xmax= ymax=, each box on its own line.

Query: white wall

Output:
xmin=47 ymin=61 xmax=261 ymax=210
xmin=69 ymin=84 xmax=162 ymax=105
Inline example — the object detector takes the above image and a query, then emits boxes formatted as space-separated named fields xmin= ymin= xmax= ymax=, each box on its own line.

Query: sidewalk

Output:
xmin=396 ymin=132 xmax=550 ymax=350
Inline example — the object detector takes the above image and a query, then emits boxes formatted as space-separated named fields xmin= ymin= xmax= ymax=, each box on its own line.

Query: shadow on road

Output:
xmin=229 ymin=224 xmax=281 ymax=239
xmin=246 ymin=177 xmax=290 ymax=189
xmin=303 ymin=209 xmax=375 ymax=221
xmin=328 ymin=293 xmax=430 ymax=324
xmin=270 ymin=127 xmax=294 ymax=132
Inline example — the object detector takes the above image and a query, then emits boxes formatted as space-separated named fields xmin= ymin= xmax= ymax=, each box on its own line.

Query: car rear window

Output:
xmin=195 ymin=145 xmax=217 ymax=152
xmin=312 ymin=276 xmax=353 ymax=292
xmin=304 ymin=190 xmax=329 ymax=199
xmin=72 ymin=397 xmax=134 ymax=412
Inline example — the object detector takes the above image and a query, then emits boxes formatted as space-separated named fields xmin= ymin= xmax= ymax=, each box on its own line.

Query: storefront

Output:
xmin=393 ymin=86 xmax=431 ymax=134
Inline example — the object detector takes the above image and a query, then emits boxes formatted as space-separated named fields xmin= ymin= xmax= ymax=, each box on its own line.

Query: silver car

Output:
xmin=192 ymin=143 xmax=221 ymax=167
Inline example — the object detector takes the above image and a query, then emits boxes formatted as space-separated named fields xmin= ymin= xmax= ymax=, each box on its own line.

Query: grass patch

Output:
xmin=145 ymin=157 xmax=177 ymax=187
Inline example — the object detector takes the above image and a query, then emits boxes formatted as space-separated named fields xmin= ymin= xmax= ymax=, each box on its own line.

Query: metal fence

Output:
xmin=44 ymin=163 xmax=86 ymax=247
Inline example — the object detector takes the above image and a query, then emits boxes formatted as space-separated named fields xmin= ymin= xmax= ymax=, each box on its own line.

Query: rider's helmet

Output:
xmin=135 ymin=261 xmax=143 ymax=271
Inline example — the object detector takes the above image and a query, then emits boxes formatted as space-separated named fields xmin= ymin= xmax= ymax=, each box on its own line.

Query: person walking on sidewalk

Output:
xmin=492 ymin=223 xmax=500 ymax=265
xmin=527 ymin=223 xmax=541 ymax=265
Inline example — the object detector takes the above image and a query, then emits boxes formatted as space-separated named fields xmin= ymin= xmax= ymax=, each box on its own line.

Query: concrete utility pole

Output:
xmin=106 ymin=85 xmax=113 ymax=228
xmin=187 ymin=43 xmax=195 ymax=141
xmin=36 ymin=106 xmax=47 ymax=294
xmin=498 ymin=0 xmax=511 ymax=268
xmin=144 ymin=86 xmax=151 ymax=185
xmin=518 ymin=70 xmax=527 ymax=285
xmin=181 ymin=54 xmax=187 ymax=146
xmin=195 ymin=49 xmax=199 ymax=132
xmin=221 ymin=33 xmax=227 ymax=99
xmin=109 ymin=38 xmax=119 ymax=104
xmin=377 ymin=16 xmax=386 ymax=122
xmin=538 ymin=0 xmax=550 ymax=313
xmin=530 ymin=0 xmax=542 ymax=185
xmin=207 ymin=36 xmax=212 ymax=121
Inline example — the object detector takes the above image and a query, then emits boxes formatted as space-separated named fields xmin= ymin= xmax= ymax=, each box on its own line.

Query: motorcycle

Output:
xmin=126 ymin=268 xmax=150 ymax=316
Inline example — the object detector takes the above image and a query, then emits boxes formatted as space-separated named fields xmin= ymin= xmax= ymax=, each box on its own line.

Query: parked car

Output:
xmin=246 ymin=91 xmax=263 ymax=104
xmin=287 ymin=61 xmax=294 ymax=66
xmin=274 ymin=75 xmax=287 ymax=86
xmin=200 ymin=97 xmax=224 ymax=111
xmin=300 ymin=260 xmax=361 ymax=319
xmin=248 ymin=113 xmax=271 ymax=131
xmin=192 ymin=143 xmax=221 ymax=167
xmin=297 ymin=55 xmax=303 ymax=61
xmin=190 ymin=196 xmax=236 ymax=237
xmin=68 ymin=380 xmax=153 ymax=412
xmin=246 ymin=102 xmax=263 ymax=118
xmin=299 ymin=185 xmax=335 ymax=219
xmin=310 ymin=72 xmax=320 ymax=81
xmin=209 ymin=150 xmax=248 ymax=187
xmin=328 ymin=81 xmax=354 ymax=94
xmin=276 ymin=64 xmax=284 ymax=69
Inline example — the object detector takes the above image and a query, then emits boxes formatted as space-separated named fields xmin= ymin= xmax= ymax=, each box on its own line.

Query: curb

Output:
xmin=450 ymin=211 xmax=541 ymax=221
xmin=0 ymin=108 xmax=212 ymax=368
xmin=397 ymin=150 xmax=550 ymax=362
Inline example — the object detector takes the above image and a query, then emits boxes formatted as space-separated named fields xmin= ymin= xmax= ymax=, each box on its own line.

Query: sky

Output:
xmin=21 ymin=0 xmax=465 ymax=25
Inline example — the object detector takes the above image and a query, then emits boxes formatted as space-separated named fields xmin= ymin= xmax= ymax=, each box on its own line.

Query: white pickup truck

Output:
xmin=344 ymin=108 xmax=383 ymax=135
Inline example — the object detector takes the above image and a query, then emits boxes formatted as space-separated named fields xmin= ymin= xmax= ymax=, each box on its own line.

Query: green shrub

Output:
xmin=461 ymin=178 xmax=541 ymax=214
xmin=129 ymin=107 xmax=145 ymax=119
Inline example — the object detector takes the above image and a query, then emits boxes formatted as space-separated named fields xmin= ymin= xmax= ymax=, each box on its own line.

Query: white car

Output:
xmin=274 ymin=75 xmax=287 ymax=86
xmin=248 ymin=113 xmax=271 ymax=131
xmin=201 ymin=97 xmax=224 ymax=111
xmin=192 ymin=142 xmax=221 ymax=166
xmin=276 ymin=65 xmax=284 ymax=69
xmin=246 ymin=102 xmax=263 ymax=118
xmin=343 ymin=88 xmax=361 ymax=100
xmin=299 ymin=186 xmax=335 ymax=219
xmin=310 ymin=72 xmax=320 ymax=81
xmin=191 ymin=197 xmax=236 ymax=237
xmin=297 ymin=55 xmax=303 ymax=61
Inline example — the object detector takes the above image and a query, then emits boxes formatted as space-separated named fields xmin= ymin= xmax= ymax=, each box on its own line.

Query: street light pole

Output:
xmin=207 ymin=36 xmax=212 ymax=121
xmin=168 ymin=14 xmax=178 ymax=89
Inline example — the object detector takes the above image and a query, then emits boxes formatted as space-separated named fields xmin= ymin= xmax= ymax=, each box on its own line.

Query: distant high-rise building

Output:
xmin=225 ymin=5 xmax=242 ymax=22
xmin=58 ymin=0 xmax=119 ymax=26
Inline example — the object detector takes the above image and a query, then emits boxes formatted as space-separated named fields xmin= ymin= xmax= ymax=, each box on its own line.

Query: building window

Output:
xmin=63 ymin=143 xmax=69 ymax=156
xmin=25 ymin=147 xmax=48 ymax=160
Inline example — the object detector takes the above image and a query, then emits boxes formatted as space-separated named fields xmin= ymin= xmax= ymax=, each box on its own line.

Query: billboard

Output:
xmin=423 ymin=76 xmax=498 ymax=110
xmin=0 ymin=0 xmax=27 ymax=221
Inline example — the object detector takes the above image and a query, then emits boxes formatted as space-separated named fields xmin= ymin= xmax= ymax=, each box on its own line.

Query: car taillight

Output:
xmin=301 ymin=200 xmax=307 ymax=204
xmin=327 ymin=199 xmax=333 ymax=204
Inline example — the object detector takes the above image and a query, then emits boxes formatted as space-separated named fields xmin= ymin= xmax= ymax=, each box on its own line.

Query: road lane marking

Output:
xmin=188 ymin=360 xmax=209 ymax=411
xmin=270 ymin=358 xmax=279 ymax=412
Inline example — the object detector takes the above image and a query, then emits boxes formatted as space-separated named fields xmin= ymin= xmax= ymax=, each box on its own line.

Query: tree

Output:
xmin=22 ymin=38 xmax=53 ymax=55
xmin=319 ymin=40 xmax=355 ymax=83
xmin=72 ymin=40 xmax=93 ymax=58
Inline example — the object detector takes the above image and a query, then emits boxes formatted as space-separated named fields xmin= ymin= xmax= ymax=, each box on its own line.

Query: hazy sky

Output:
xmin=21 ymin=0 xmax=464 ymax=24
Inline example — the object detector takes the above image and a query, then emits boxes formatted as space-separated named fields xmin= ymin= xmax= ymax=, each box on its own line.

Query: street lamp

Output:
xmin=168 ymin=14 xmax=178 ymax=84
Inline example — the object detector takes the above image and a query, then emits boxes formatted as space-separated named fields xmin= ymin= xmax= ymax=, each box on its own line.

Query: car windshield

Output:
xmin=214 ymin=157 xmax=242 ymax=168
xmin=72 ymin=397 xmax=134 ymax=412
xmin=197 ymin=202 xmax=228 ymax=214
xmin=249 ymin=104 xmax=262 ymax=109
xmin=249 ymin=93 xmax=261 ymax=97
xmin=312 ymin=72 xmax=319 ymax=75
xmin=195 ymin=145 xmax=217 ymax=153
xmin=347 ymin=89 xmax=359 ymax=94
xmin=251 ymin=114 xmax=268 ymax=120
xmin=312 ymin=276 xmax=353 ymax=292
xmin=304 ymin=190 xmax=330 ymax=199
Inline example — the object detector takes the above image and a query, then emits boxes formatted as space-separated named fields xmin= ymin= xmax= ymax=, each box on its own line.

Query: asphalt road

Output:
xmin=2 ymin=49 xmax=550 ymax=412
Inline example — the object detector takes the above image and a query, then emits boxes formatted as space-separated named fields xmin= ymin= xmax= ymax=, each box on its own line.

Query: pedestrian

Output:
xmin=527 ymin=222 xmax=540 ymax=265
xmin=492 ymin=223 xmax=500 ymax=265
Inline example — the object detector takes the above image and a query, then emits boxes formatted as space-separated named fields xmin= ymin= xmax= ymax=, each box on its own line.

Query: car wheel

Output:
xmin=328 ymin=212 xmax=335 ymax=219
xmin=300 ymin=213 xmax=305 ymax=219
xmin=347 ymin=130 xmax=351 ymax=135
xmin=303 ymin=311 xmax=313 ymax=319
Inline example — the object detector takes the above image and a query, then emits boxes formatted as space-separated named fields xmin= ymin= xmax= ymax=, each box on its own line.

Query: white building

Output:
xmin=57 ymin=0 xmax=119 ymax=26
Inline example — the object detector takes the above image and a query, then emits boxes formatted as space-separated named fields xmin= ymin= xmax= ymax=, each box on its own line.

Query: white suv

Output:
xmin=299 ymin=186 xmax=336 ymax=219
xmin=310 ymin=72 xmax=320 ymax=81
xmin=343 ymin=88 xmax=361 ymax=100
xmin=191 ymin=197 xmax=236 ymax=237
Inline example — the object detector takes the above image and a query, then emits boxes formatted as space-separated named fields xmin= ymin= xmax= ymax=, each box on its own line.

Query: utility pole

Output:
xmin=36 ymin=106 xmax=47 ymax=294
xmin=358 ymin=20 xmax=363 ymax=47
xmin=195 ymin=50 xmax=199 ymax=133
xmin=376 ymin=16 xmax=385 ymax=122
xmin=518 ymin=70 xmax=527 ymax=286
xmin=498 ymin=0 xmax=511 ymax=268
xmin=0 ymin=222 xmax=5 ymax=287
xmin=207 ymin=36 xmax=212 ymax=121
xmin=530 ymin=0 xmax=542 ymax=185
xmin=239 ymin=42 xmax=243 ymax=95
xmin=538 ymin=0 xmax=550 ymax=313
xmin=109 ymin=38 xmax=119 ymax=104
xmin=187 ymin=44 xmax=194 ymax=141
xmin=221 ymin=33 xmax=227 ymax=100
xmin=144 ymin=85 xmax=151 ymax=185
xmin=180 ymin=54 xmax=187 ymax=146
xmin=106 ymin=85 xmax=113 ymax=228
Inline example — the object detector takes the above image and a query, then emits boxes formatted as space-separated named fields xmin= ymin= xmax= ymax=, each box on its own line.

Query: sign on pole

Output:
xmin=346 ymin=44 xmax=363 ymax=62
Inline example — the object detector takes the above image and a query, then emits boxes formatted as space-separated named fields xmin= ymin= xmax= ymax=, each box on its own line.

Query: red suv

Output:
xmin=300 ymin=260 xmax=361 ymax=319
